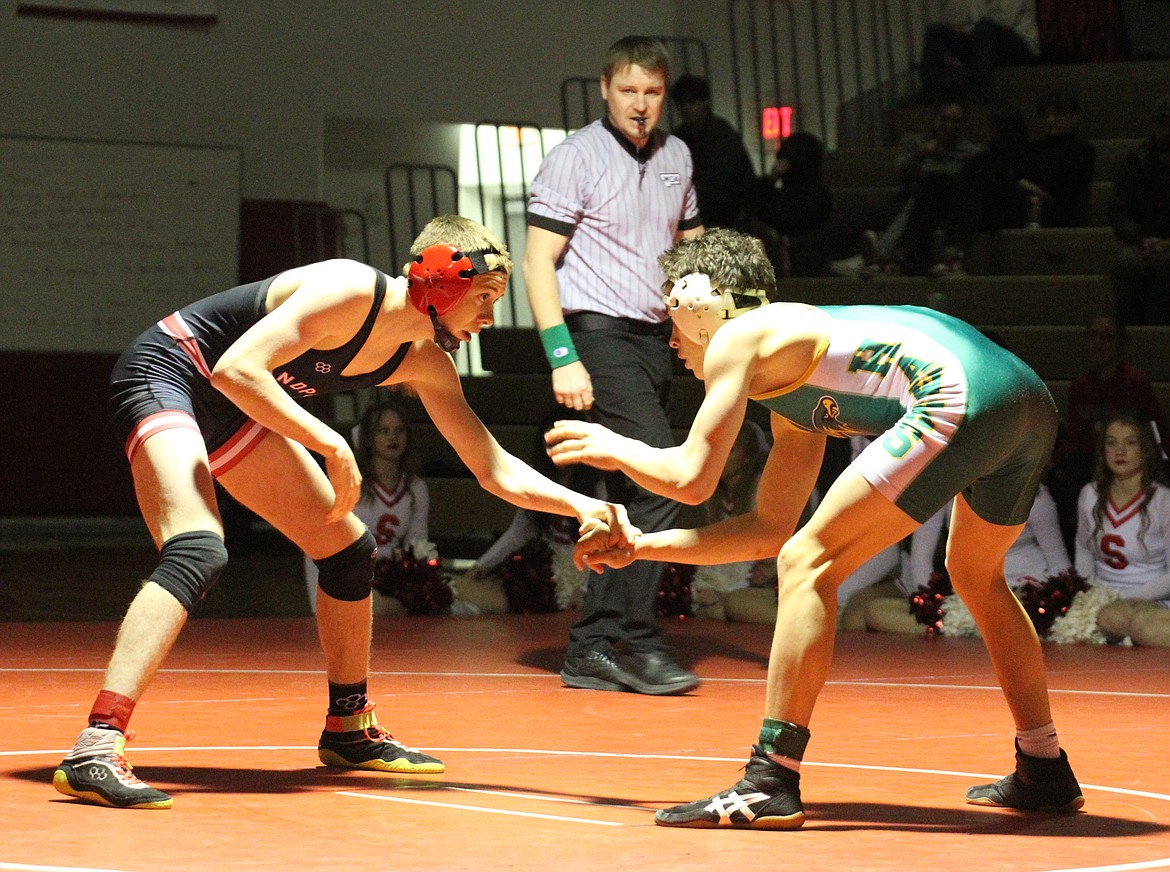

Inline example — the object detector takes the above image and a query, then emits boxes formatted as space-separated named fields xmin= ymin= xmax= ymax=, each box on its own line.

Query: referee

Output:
xmin=523 ymin=34 xmax=704 ymax=695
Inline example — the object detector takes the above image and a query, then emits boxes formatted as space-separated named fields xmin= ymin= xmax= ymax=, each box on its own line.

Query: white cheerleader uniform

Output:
xmin=1075 ymin=481 xmax=1170 ymax=605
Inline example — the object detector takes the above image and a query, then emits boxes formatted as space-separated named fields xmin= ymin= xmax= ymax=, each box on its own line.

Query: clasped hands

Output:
xmin=549 ymin=419 xmax=643 ymax=572
xmin=574 ymin=513 xmax=640 ymax=573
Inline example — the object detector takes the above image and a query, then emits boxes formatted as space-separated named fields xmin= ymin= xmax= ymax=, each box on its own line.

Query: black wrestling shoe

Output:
xmin=53 ymin=727 xmax=173 ymax=809
xmin=617 ymin=649 xmax=699 ymax=695
xmin=965 ymin=742 xmax=1084 ymax=812
xmin=655 ymin=745 xmax=805 ymax=829
xmin=560 ymin=650 xmax=635 ymax=692
xmin=318 ymin=704 xmax=444 ymax=774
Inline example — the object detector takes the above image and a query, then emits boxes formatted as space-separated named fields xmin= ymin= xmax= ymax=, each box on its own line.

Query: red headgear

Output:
xmin=407 ymin=244 xmax=497 ymax=316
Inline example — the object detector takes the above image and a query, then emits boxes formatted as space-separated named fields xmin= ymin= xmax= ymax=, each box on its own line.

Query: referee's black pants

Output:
xmin=565 ymin=316 xmax=680 ymax=657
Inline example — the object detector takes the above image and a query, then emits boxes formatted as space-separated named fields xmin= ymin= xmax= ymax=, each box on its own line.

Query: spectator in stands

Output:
xmin=864 ymin=94 xmax=980 ymax=276
xmin=955 ymin=111 xmax=1033 ymax=246
xmin=670 ymin=74 xmax=755 ymax=231
xmin=1075 ymin=413 xmax=1170 ymax=646
xmin=1020 ymin=86 xmax=1096 ymax=228
xmin=918 ymin=0 xmax=1040 ymax=105
xmin=1049 ymin=314 xmax=1170 ymax=550
xmin=304 ymin=394 xmax=428 ymax=616
xmin=745 ymin=131 xmax=834 ymax=278
xmin=1109 ymin=95 xmax=1170 ymax=326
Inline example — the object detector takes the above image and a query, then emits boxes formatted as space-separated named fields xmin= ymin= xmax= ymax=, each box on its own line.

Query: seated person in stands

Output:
xmin=862 ymin=94 xmax=980 ymax=276
xmin=304 ymin=394 xmax=427 ymax=616
xmin=745 ymin=131 xmax=834 ymax=278
xmin=1048 ymin=315 xmax=1170 ymax=549
xmin=955 ymin=111 xmax=1033 ymax=246
xmin=1020 ymin=86 xmax=1096 ymax=228
xmin=918 ymin=0 xmax=1039 ymax=105
xmin=670 ymin=74 xmax=755 ymax=231
xmin=1075 ymin=413 xmax=1170 ymax=646
xmin=1109 ymin=95 xmax=1170 ymax=325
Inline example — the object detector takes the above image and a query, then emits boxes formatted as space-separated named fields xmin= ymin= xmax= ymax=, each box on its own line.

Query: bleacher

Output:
xmin=411 ymin=58 xmax=1170 ymax=556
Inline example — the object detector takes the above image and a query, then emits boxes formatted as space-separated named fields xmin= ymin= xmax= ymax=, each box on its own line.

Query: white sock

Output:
xmin=1017 ymin=722 xmax=1060 ymax=759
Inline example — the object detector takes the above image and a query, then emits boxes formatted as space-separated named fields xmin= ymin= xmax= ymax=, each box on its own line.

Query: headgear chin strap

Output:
xmin=663 ymin=273 xmax=769 ymax=346
xmin=407 ymin=243 xmax=505 ymax=352
xmin=428 ymin=309 xmax=462 ymax=354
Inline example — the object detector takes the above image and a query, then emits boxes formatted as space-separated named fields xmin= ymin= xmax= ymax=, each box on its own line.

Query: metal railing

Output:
xmin=470 ymin=120 xmax=546 ymax=327
xmin=384 ymin=163 xmax=459 ymax=273
xmin=383 ymin=162 xmax=479 ymax=374
xmin=729 ymin=0 xmax=940 ymax=158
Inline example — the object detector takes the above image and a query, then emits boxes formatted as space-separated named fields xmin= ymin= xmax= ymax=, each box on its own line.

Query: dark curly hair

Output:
xmin=658 ymin=228 xmax=777 ymax=297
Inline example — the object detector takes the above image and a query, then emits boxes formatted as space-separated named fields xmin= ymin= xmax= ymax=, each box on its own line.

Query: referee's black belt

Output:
xmin=564 ymin=311 xmax=671 ymax=337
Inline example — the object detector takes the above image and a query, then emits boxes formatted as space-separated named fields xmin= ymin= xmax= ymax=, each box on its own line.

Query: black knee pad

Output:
xmin=149 ymin=530 xmax=229 ymax=611
xmin=315 ymin=529 xmax=376 ymax=602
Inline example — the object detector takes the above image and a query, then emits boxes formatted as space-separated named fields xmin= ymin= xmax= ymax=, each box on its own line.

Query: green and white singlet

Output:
xmin=751 ymin=305 xmax=1056 ymax=525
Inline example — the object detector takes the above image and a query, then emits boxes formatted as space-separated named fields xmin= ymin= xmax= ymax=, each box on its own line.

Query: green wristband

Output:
xmin=539 ymin=323 xmax=580 ymax=370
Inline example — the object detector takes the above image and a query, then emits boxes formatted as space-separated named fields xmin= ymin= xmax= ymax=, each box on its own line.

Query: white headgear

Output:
xmin=663 ymin=273 xmax=768 ymax=346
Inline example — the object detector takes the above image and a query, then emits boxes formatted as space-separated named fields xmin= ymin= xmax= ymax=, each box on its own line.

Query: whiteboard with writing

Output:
xmin=0 ymin=136 xmax=240 ymax=352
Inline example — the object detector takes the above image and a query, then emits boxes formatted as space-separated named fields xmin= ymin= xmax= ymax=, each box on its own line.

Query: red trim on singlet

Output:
xmin=125 ymin=411 xmax=201 ymax=464
xmin=208 ymin=420 xmax=269 ymax=477
xmin=125 ymin=412 xmax=269 ymax=478
xmin=153 ymin=309 xmax=270 ymax=476
xmin=158 ymin=312 xmax=213 ymax=380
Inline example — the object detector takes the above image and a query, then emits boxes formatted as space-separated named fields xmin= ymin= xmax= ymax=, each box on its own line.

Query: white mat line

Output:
xmin=0 ymin=668 xmax=1165 ymax=699
xmin=834 ymin=681 xmax=1170 ymax=699
xmin=0 ymin=864 xmax=131 ymax=872
xmin=1043 ymin=860 xmax=1170 ymax=872
xmin=335 ymin=790 xmax=622 ymax=826
xmin=448 ymin=785 xmax=656 ymax=813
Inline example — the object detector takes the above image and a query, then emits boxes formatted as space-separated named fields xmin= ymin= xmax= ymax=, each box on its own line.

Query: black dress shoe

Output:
xmin=617 ymin=650 xmax=699 ymax=695
xmin=560 ymin=650 xmax=636 ymax=692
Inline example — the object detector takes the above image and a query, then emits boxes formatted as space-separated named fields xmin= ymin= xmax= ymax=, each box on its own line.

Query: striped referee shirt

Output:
xmin=527 ymin=117 xmax=701 ymax=323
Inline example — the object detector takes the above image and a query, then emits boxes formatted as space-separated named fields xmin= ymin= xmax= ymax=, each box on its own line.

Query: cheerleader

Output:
xmin=305 ymin=395 xmax=429 ymax=615
xmin=1076 ymin=413 xmax=1170 ymax=645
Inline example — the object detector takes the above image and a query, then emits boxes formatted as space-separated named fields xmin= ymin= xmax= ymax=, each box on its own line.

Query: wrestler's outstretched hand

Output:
xmin=545 ymin=419 xmax=626 ymax=471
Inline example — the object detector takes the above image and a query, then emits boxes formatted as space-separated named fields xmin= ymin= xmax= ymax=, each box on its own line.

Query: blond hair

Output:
xmin=405 ymin=215 xmax=512 ymax=276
